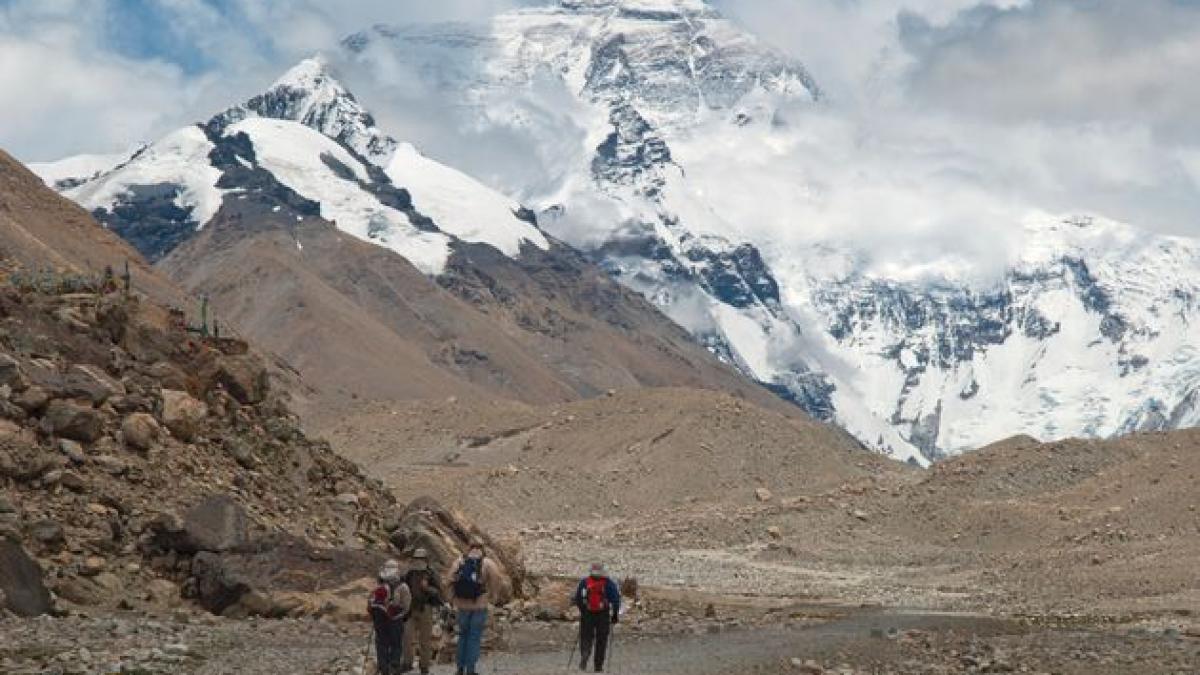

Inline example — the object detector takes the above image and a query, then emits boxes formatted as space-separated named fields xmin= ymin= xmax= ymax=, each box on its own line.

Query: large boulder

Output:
xmin=121 ymin=412 xmax=161 ymax=452
xmin=183 ymin=495 xmax=250 ymax=553
xmin=0 ymin=539 xmax=53 ymax=617
xmin=148 ymin=494 xmax=250 ymax=554
xmin=214 ymin=356 xmax=268 ymax=405
xmin=42 ymin=400 xmax=103 ymax=443
xmin=189 ymin=537 xmax=383 ymax=618
xmin=191 ymin=551 xmax=253 ymax=615
xmin=159 ymin=389 xmax=207 ymax=441
xmin=389 ymin=496 xmax=525 ymax=603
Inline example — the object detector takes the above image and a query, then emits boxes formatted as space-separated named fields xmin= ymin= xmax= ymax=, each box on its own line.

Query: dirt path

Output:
xmin=4 ymin=604 xmax=1195 ymax=674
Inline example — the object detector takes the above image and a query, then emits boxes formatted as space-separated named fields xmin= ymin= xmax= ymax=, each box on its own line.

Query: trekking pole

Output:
xmin=361 ymin=626 xmax=375 ymax=675
xmin=564 ymin=630 xmax=580 ymax=672
xmin=607 ymin=620 xmax=617 ymax=675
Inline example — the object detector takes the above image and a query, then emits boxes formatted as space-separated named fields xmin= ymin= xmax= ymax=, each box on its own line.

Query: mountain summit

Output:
xmin=336 ymin=1 xmax=1200 ymax=463
xmin=209 ymin=55 xmax=398 ymax=166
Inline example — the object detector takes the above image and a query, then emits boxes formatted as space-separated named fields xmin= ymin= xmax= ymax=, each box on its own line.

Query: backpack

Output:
xmin=584 ymin=576 xmax=609 ymax=612
xmin=368 ymin=582 xmax=394 ymax=620
xmin=453 ymin=556 xmax=486 ymax=600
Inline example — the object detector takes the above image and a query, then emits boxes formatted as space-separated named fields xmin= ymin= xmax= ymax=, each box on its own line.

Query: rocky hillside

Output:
xmin=0 ymin=281 xmax=398 ymax=616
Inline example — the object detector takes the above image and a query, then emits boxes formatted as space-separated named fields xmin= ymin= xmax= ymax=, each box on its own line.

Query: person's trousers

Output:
xmin=373 ymin=617 xmax=404 ymax=675
xmin=455 ymin=608 xmax=488 ymax=673
xmin=402 ymin=606 xmax=435 ymax=672
xmin=579 ymin=610 xmax=612 ymax=671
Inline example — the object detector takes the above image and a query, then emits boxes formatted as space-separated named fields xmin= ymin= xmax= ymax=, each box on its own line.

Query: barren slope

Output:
xmin=0 ymin=149 xmax=181 ymax=305
xmin=160 ymin=195 xmax=800 ymax=422
xmin=324 ymin=387 xmax=900 ymax=528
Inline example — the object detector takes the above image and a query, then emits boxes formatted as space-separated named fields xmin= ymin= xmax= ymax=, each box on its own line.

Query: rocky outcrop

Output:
xmin=388 ymin=496 xmax=525 ymax=603
xmin=184 ymin=533 xmax=384 ymax=618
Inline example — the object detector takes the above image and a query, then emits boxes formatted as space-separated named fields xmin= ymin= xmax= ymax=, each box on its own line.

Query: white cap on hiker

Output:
xmin=590 ymin=562 xmax=606 ymax=576
xmin=380 ymin=559 xmax=401 ymax=580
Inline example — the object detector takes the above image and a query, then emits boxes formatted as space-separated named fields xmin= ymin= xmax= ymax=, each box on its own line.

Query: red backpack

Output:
xmin=585 ymin=576 xmax=609 ymax=612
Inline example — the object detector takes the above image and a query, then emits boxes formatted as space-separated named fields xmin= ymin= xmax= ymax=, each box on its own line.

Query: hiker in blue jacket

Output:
xmin=572 ymin=563 xmax=621 ymax=672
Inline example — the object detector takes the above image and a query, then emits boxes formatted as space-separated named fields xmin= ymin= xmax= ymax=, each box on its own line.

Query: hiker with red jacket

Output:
xmin=572 ymin=563 xmax=622 ymax=672
xmin=368 ymin=560 xmax=412 ymax=675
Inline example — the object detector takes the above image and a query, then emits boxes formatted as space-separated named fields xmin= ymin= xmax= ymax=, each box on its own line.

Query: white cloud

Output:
xmin=3 ymin=0 xmax=1199 ymax=264
xmin=703 ymin=0 xmax=1200 ymax=256
xmin=0 ymin=0 xmax=529 ymax=161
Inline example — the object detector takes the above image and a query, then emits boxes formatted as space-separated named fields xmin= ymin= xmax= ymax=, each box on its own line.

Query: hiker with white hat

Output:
xmin=400 ymin=548 xmax=446 ymax=675
xmin=572 ymin=562 xmax=621 ymax=672
xmin=368 ymin=559 xmax=411 ymax=675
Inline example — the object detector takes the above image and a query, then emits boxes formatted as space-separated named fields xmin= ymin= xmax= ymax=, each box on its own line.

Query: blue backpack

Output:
xmin=453 ymin=556 xmax=486 ymax=600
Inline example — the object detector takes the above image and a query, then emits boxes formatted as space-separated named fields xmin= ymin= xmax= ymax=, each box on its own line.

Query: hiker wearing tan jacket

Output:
xmin=445 ymin=537 xmax=504 ymax=675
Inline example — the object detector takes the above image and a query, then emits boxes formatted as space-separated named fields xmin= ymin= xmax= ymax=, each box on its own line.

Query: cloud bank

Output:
xmin=2 ymin=0 xmax=1199 ymax=274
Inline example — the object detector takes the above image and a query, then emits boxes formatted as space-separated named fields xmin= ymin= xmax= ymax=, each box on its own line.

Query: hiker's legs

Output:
xmin=579 ymin=611 xmax=597 ymax=668
xmin=455 ymin=610 xmax=470 ymax=671
xmin=374 ymin=618 xmax=390 ymax=674
xmin=460 ymin=608 xmax=487 ymax=673
xmin=416 ymin=607 xmax=434 ymax=673
xmin=375 ymin=619 xmax=400 ymax=675
xmin=593 ymin=612 xmax=612 ymax=671
xmin=401 ymin=613 xmax=416 ymax=670
xmin=392 ymin=621 xmax=406 ymax=675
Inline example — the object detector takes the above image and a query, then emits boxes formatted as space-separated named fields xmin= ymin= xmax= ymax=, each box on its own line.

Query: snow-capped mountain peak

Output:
xmin=210 ymin=53 xmax=398 ymax=165
xmin=34 ymin=57 xmax=550 ymax=274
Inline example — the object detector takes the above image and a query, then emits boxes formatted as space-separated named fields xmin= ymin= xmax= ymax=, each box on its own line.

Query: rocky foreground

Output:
xmin=0 ymin=282 xmax=528 ymax=626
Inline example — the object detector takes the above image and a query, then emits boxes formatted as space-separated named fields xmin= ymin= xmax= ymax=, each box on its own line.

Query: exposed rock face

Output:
xmin=0 ymin=539 xmax=53 ymax=617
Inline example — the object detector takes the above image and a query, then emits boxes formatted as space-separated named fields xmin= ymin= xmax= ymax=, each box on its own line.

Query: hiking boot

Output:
xmin=579 ymin=658 xmax=588 ymax=671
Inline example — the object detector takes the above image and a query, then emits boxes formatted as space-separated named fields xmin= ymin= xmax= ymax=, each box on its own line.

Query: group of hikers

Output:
xmin=368 ymin=537 xmax=622 ymax=675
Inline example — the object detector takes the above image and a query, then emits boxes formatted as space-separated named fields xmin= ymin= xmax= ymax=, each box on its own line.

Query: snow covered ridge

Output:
xmin=28 ymin=146 xmax=143 ymax=191
xmin=32 ymin=56 xmax=549 ymax=274
xmin=346 ymin=0 xmax=819 ymax=131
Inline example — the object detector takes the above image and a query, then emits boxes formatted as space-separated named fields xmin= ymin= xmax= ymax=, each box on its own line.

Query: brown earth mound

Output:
xmin=324 ymin=388 xmax=902 ymax=530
